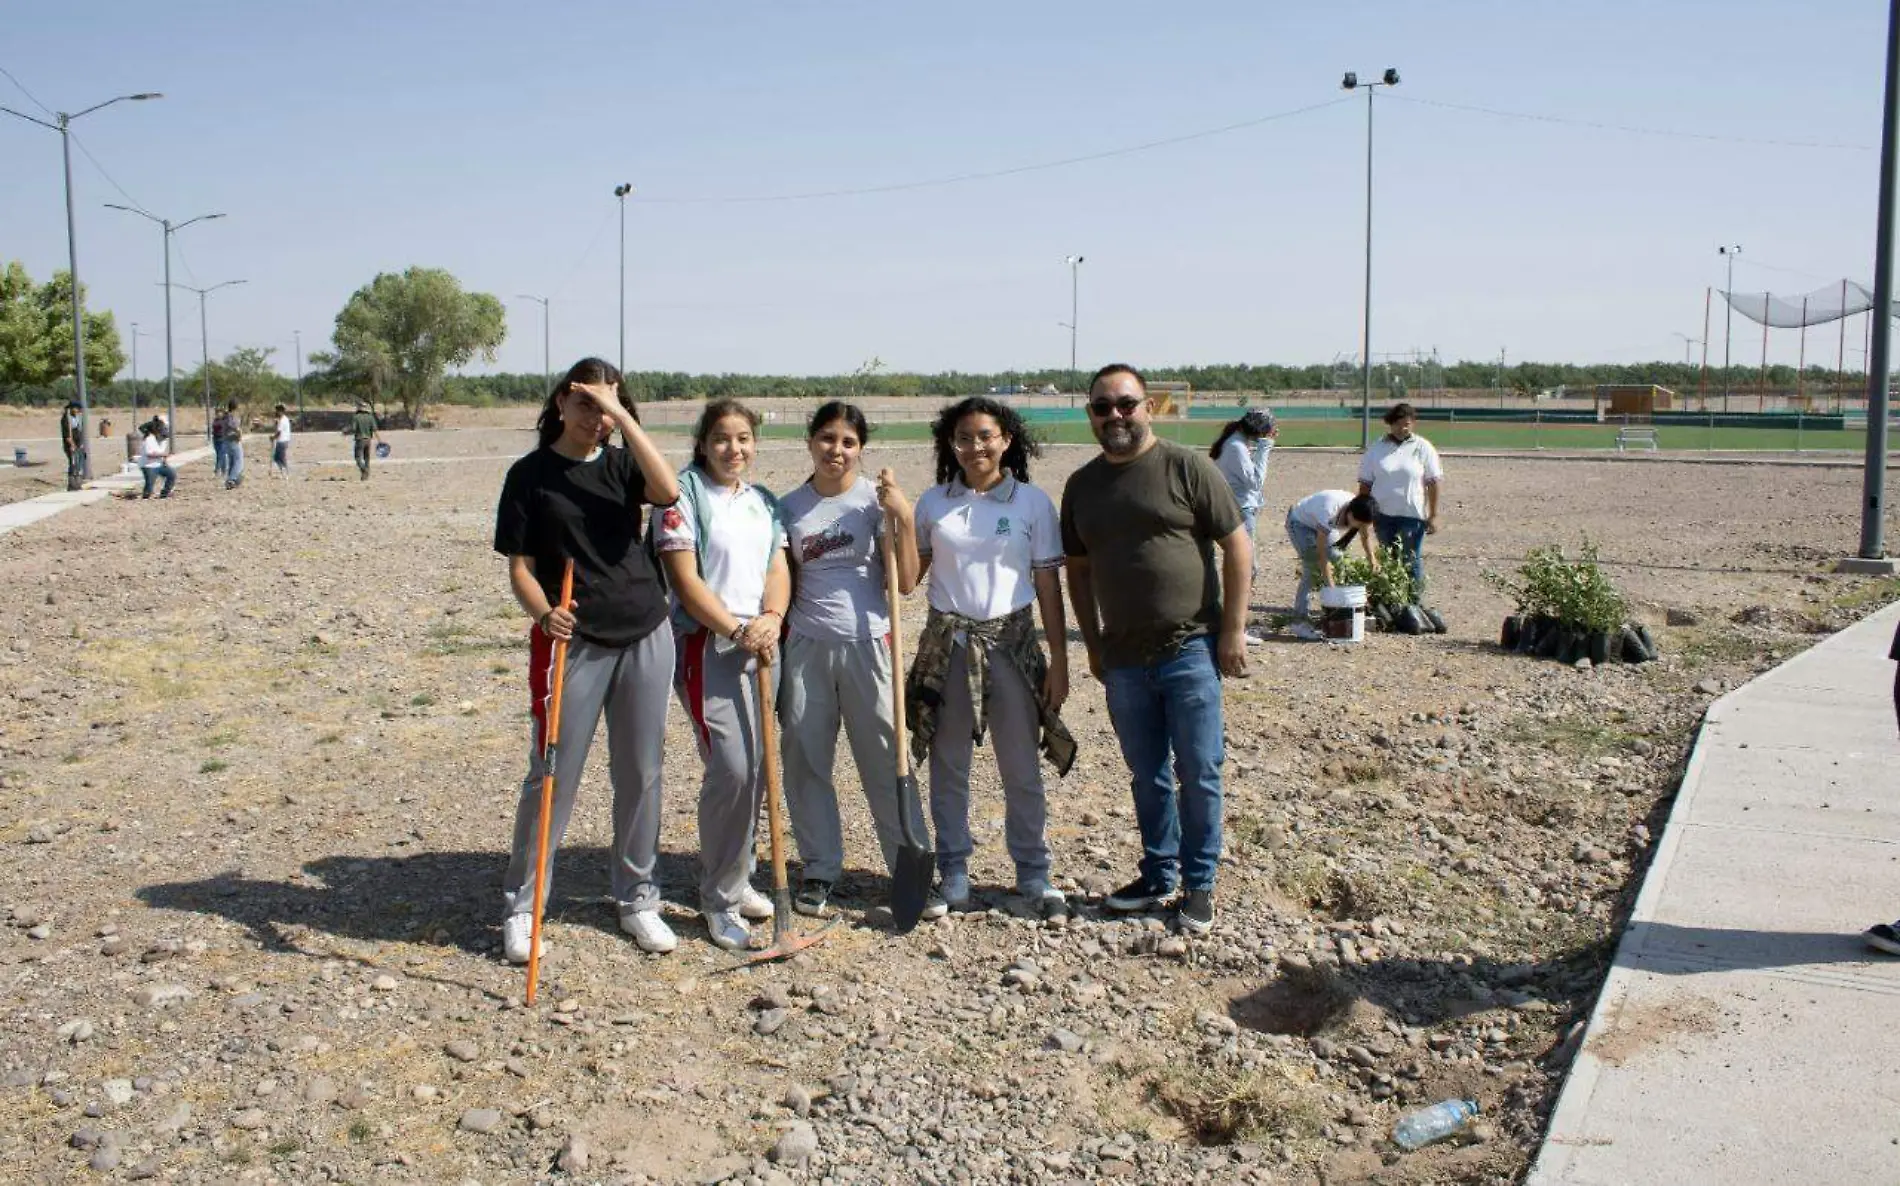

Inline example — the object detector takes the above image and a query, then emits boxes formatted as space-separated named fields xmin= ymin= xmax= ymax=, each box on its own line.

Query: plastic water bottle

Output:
xmin=1393 ymin=1099 xmax=1478 ymax=1150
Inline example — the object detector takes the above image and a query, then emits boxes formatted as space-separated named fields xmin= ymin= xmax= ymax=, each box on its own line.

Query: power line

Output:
xmin=638 ymin=97 xmax=1352 ymax=205
xmin=0 ymin=61 xmax=55 ymax=118
xmin=67 ymin=130 xmax=152 ymax=215
xmin=550 ymin=204 xmax=616 ymax=301
xmin=1389 ymin=92 xmax=1872 ymax=151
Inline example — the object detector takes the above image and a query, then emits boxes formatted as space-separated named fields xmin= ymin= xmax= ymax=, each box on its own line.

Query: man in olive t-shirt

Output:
xmin=1060 ymin=363 xmax=1252 ymax=937
xmin=350 ymin=402 xmax=381 ymax=480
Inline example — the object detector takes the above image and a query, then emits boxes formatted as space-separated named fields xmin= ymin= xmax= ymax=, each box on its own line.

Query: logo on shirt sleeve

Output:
xmin=662 ymin=507 xmax=685 ymax=531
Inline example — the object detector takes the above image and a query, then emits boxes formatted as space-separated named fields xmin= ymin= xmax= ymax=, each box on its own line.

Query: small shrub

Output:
xmin=1332 ymin=541 xmax=1415 ymax=610
xmin=410 ymin=692 xmax=436 ymax=707
xmin=1150 ymin=1064 xmax=1328 ymax=1146
xmin=1485 ymin=536 xmax=1626 ymax=632
xmin=200 ymin=759 xmax=229 ymax=774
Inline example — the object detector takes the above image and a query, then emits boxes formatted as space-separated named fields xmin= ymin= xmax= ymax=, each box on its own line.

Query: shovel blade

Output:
xmin=735 ymin=918 xmax=835 ymax=968
xmin=889 ymin=844 xmax=936 ymax=935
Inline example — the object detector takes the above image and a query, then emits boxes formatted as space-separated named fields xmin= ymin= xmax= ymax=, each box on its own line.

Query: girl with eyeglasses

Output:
xmin=907 ymin=397 xmax=1076 ymax=921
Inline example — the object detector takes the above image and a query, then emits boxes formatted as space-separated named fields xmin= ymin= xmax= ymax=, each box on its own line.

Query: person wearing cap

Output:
xmin=59 ymin=400 xmax=86 ymax=490
xmin=1356 ymin=402 xmax=1444 ymax=599
xmin=349 ymin=401 xmax=381 ymax=480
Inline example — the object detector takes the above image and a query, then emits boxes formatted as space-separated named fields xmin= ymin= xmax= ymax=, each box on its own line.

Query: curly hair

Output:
xmin=930 ymin=396 xmax=1041 ymax=486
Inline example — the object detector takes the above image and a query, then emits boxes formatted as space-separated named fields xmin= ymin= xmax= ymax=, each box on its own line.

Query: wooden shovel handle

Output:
xmin=883 ymin=512 xmax=911 ymax=778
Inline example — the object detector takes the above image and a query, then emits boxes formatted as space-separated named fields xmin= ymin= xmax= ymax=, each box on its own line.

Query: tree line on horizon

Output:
xmin=3 ymin=258 xmax=1883 ymax=412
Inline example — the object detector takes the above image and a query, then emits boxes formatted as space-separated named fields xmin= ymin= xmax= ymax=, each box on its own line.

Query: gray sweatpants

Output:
xmin=502 ymin=626 xmax=674 ymax=917
xmin=674 ymin=629 xmax=766 ymax=913
xmin=927 ymin=642 xmax=1050 ymax=890
xmin=779 ymin=632 xmax=927 ymax=885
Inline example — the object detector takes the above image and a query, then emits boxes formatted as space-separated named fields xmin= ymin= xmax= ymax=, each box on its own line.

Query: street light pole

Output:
xmin=169 ymin=280 xmax=248 ymax=442
xmin=1719 ymin=244 xmax=1741 ymax=412
xmin=1672 ymin=332 xmax=1701 ymax=366
xmin=2 ymin=91 xmax=162 ymax=480
xmin=129 ymin=322 xmax=141 ymax=428
xmin=614 ymin=183 xmax=633 ymax=376
xmin=106 ymin=205 xmax=225 ymax=449
xmin=1343 ymin=68 xmax=1400 ymax=451
xmin=517 ymin=295 xmax=551 ymax=396
xmin=293 ymin=330 xmax=305 ymax=419
xmin=1063 ymin=255 xmax=1083 ymax=391
xmin=1859 ymin=0 xmax=1900 ymax=562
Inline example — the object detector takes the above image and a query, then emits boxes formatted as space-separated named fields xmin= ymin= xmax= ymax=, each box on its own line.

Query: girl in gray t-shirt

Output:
xmin=777 ymin=403 xmax=942 ymax=923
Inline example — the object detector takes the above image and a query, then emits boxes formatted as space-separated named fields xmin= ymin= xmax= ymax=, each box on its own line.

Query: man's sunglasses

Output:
xmin=1088 ymin=396 xmax=1144 ymax=418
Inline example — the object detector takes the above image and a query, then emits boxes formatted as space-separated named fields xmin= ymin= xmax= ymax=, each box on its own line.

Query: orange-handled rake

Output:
xmin=525 ymin=559 xmax=575 ymax=1005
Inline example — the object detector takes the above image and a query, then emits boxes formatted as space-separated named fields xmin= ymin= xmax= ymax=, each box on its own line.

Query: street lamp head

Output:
xmin=1381 ymin=68 xmax=1400 ymax=86
xmin=614 ymin=183 xmax=633 ymax=197
xmin=128 ymin=93 xmax=163 ymax=101
xmin=1342 ymin=71 xmax=1357 ymax=90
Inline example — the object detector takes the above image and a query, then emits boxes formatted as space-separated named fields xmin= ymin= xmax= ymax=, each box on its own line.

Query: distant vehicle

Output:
xmin=1040 ymin=384 xmax=1059 ymax=395
xmin=986 ymin=384 xmax=1028 ymax=395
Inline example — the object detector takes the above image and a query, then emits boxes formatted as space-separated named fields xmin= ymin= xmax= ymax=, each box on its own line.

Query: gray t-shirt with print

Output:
xmin=780 ymin=476 xmax=890 ymax=641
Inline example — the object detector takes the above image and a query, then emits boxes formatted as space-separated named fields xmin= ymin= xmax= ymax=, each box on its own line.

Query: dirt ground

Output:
xmin=1 ymin=408 xmax=1896 ymax=1185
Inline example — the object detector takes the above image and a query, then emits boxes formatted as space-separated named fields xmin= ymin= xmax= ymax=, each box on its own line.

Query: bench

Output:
xmin=1615 ymin=426 xmax=1658 ymax=453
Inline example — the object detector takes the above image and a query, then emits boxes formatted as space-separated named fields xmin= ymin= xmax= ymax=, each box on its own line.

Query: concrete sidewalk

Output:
xmin=0 ymin=446 xmax=212 ymax=538
xmin=1530 ymin=599 xmax=1900 ymax=1185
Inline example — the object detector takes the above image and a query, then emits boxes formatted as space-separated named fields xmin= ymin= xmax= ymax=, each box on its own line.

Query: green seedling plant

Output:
xmin=1332 ymin=541 xmax=1416 ymax=611
xmin=1484 ymin=536 xmax=1626 ymax=632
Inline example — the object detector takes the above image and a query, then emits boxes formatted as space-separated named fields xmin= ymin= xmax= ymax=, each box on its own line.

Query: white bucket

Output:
xmin=1318 ymin=584 xmax=1366 ymax=643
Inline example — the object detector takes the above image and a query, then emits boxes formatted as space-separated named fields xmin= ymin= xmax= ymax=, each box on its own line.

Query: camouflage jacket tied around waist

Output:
xmin=906 ymin=603 xmax=1076 ymax=777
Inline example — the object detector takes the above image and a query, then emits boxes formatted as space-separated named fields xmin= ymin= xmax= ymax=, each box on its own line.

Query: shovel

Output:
xmin=884 ymin=512 xmax=936 ymax=934
xmin=734 ymin=652 xmax=832 ymax=968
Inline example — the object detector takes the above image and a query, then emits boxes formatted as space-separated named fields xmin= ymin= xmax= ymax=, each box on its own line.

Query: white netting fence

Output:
xmin=1722 ymin=280 xmax=1881 ymax=327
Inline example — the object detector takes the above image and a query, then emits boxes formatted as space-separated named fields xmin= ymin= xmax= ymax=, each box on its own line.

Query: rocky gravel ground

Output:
xmin=2 ymin=411 xmax=1897 ymax=1185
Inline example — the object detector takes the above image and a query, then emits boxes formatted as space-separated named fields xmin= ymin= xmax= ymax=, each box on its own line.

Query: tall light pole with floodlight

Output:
xmin=1064 ymin=255 xmax=1084 ymax=391
xmin=1718 ymin=244 xmax=1742 ymax=411
xmin=293 ymin=330 xmax=305 ymax=419
xmin=517 ymin=294 xmax=551 ymax=397
xmin=106 ymin=204 xmax=225 ymax=447
xmin=129 ymin=321 xmax=145 ymax=428
xmin=2 ymin=90 xmax=162 ymax=478
xmin=1672 ymin=332 xmax=1702 ymax=366
xmin=1342 ymin=67 xmax=1399 ymax=450
xmin=169 ymin=280 xmax=248 ymax=442
xmin=614 ymin=183 xmax=633 ymax=376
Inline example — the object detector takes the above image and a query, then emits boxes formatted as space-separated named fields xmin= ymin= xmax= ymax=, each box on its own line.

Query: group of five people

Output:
xmin=492 ymin=358 xmax=1256 ymax=960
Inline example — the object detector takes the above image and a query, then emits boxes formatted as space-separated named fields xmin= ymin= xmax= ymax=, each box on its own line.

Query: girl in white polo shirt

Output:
xmin=909 ymin=397 xmax=1076 ymax=921
xmin=655 ymin=399 xmax=792 ymax=951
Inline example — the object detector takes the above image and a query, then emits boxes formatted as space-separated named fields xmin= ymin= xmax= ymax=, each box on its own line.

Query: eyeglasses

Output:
xmin=1088 ymin=397 xmax=1144 ymax=418
xmin=953 ymin=430 xmax=1005 ymax=451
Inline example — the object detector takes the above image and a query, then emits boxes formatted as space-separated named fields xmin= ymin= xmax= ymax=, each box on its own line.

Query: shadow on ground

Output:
xmin=136 ymin=847 xmax=906 ymax=961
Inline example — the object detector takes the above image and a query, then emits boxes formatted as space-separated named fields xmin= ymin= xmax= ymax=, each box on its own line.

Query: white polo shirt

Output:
xmin=915 ymin=475 xmax=1062 ymax=621
xmin=655 ymin=478 xmax=777 ymax=619
xmin=1357 ymin=434 xmax=1443 ymax=520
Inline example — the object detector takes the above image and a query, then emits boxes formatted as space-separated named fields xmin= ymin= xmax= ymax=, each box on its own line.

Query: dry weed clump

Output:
xmin=1149 ymin=1061 xmax=1329 ymax=1147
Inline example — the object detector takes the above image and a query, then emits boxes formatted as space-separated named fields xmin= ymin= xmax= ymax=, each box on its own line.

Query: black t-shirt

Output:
xmin=1890 ymin=620 xmax=1899 ymax=662
xmin=494 ymin=445 xmax=669 ymax=647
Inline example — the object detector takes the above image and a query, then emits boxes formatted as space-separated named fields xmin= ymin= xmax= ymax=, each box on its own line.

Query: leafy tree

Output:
xmin=178 ymin=346 xmax=293 ymax=410
xmin=0 ymin=261 xmax=124 ymax=393
xmin=330 ymin=267 xmax=505 ymax=422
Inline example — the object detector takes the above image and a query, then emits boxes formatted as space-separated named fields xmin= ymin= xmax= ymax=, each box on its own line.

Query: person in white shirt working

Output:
xmin=270 ymin=404 xmax=293 ymax=477
xmin=1356 ymin=402 xmax=1444 ymax=598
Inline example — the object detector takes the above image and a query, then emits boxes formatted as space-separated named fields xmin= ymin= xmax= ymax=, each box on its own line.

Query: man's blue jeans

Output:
xmin=1374 ymin=513 xmax=1428 ymax=598
xmin=1101 ymin=635 xmax=1226 ymax=893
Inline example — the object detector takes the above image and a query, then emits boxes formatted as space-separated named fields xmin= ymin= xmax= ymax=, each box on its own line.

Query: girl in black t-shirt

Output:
xmin=491 ymin=357 xmax=682 ymax=963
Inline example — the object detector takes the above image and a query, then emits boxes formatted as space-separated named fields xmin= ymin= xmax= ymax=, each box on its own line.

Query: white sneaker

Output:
xmin=618 ymin=905 xmax=677 ymax=954
xmin=737 ymin=885 xmax=775 ymax=921
xmin=704 ymin=908 xmax=752 ymax=952
xmin=501 ymin=913 xmax=541 ymax=965
xmin=1288 ymin=621 xmax=1325 ymax=642
xmin=1244 ymin=630 xmax=1269 ymax=647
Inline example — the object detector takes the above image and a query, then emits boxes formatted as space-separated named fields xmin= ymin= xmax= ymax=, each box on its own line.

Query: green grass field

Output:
xmin=844 ymin=418 xmax=1872 ymax=453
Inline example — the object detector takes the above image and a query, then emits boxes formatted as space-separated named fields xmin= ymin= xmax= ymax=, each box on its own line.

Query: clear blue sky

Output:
xmin=0 ymin=1 xmax=1889 ymax=380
